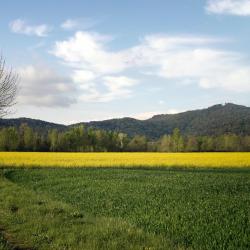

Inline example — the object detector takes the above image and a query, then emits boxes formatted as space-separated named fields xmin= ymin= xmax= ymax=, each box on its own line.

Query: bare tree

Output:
xmin=0 ymin=56 xmax=19 ymax=117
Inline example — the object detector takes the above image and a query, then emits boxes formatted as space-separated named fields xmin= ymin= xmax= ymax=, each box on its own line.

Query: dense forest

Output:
xmin=0 ymin=123 xmax=250 ymax=152
xmin=77 ymin=103 xmax=250 ymax=138
xmin=1 ymin=103 xmax=250 ymax=152
xmin=1 ymin=103 xmax=250 ymax=140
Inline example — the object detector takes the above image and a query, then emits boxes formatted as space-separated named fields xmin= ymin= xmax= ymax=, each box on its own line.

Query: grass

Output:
xmin=0 ymin=234 xmax=9 ymax=250
xmin=0 ymin=170 xmax=168 ymax=250
xmin=0 ymin=167 xmax=249 ymax=249
xmin=0 ymin=152 xmax=250 ymax=168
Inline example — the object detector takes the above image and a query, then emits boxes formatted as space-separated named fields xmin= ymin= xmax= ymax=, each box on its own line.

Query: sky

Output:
xmin=1 ymin=0 xmax=250 ymax=124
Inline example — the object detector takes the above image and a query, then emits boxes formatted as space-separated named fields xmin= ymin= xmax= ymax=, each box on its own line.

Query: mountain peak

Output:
xmin=1 ymin=103 xmax=250 ymax=139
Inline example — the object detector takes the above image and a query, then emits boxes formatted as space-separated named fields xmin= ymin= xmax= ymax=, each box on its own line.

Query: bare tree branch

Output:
xmin=0 ymin=55 xmax=19 ymax=117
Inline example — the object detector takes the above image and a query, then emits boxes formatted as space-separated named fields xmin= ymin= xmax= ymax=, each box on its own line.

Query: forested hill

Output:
xmin=0 ymin=118 xmax=66 ymax=134
xmin=1 ymin=103 xmax=250 ymax=139
xmin=78 ymin=103 xmax=250 ymax=139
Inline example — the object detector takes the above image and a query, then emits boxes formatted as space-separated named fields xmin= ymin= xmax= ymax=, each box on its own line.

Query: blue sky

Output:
xmin=1 ymin=0 xmax=250 ymax=124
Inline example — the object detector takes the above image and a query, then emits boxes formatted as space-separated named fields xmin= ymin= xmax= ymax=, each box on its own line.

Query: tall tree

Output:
xmin=7 ymin=127 xmax=19 ymax=151
xmin=158 ymin=135 xmax=172 ymax=152
xmin=48 ymin=129 xmax=59 ymax=152
xmin=0 ymin=56 xmax=18 ymax=117
xmin=185 ymin=136 xmax=199 ymax=152
xmin=127 ymin=135 xmax=147 ymax=152
xmin=0 ymin=127 xmax=19 ymax=151
xmin=20 ymin=123 xmax=34 ymax=151
xmin=200 ymin=136 xmax=214 ymax=152
xmin=172 ymin=128 xmax=184 ymax=152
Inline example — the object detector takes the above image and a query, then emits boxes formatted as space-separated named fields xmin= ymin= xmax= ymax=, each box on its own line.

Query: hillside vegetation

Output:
xmin=1 ymin=103 xmax=250 ymax=139
xmin=80 ymin=103 xmax=250 ymax=138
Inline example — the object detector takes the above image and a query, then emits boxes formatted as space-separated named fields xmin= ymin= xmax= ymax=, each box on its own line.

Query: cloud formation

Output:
xmin=52 ymin=32 xmax=140 ymax=102
xmin=9 ymin=19 xmax=51 ymax=37
xmin=51 ymin=31 xmax=250 ymax=100
xmin=61 ymin=18 xmax=97 ymax=30
xmin=53 ymin=32 xmax=127 ymax=74
xmin=206 ymin=0 xmax=250 ymax=16
xmin=78 ymin=76 xmax=138 ymax=102
xmin=18 ymin=65 xmax=77 ymax=107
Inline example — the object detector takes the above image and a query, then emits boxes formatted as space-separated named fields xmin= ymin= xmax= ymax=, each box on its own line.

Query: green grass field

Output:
xmin=0 ymin=234 xmax=8 ymax=250
xmin=0 ymin=167 xmax=249 ymax=249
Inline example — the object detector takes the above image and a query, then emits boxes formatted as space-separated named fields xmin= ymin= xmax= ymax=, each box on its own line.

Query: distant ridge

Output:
xmin=1 ymin=103 xmax=250 ymax=139
xmin=0 ymin=117 xmax=66 ymax=133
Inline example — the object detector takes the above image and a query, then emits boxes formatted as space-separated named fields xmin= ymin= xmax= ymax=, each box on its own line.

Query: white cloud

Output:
xmin=61 ymin=18 xmax=97 ymax=30
xmin=133 ymin=111 xmax=162 ymax=120
xmin=18 ymin=65 xmax=77 ymax=107
xmin=51 ymin=31 xmax=250 ymax=103
xmin=199 ymin=67 xmax=250 ymax=91
xmin=79 ymin=76 xmax=138 ymax=102
xmin=133 ymin=34 xmax=250 ymax=92
xmin=73 ymin=70 xmax=96 ymax=83
xmin=206 ymin=0 xmax=250 ymax=16
xmin=133 ymin=109 xmax=181 ymax=120
xmin=61 ymin=19 xmax=79 ymax=30
xmin=52 ymin=32 xmax=140 ymax=102
xmin=103 ymin=76 xmax=138 ymax=90
xmin=166 ymin=109 xmax=182 ymax=114
xmin=9 ymin=19 xmax=51 ymax=37
xmin=52 ymin=31 xmax=127 ymax=74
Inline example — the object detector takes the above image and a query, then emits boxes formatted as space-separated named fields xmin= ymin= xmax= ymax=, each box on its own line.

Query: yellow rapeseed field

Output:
xmin=0 ymin=152 xmax=250 ymax=168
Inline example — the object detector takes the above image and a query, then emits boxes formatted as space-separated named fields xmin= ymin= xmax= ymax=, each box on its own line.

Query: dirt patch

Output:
xmin=0 ymin=227 xmax=34 ymax=250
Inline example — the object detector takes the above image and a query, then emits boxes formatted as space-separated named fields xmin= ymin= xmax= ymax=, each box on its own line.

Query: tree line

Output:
xmin=0 ymin=124 xmax=250 ymax=152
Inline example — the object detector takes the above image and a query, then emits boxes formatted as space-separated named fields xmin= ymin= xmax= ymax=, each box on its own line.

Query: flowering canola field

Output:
xmin=0 ymin=152 xmax=250 ymax=168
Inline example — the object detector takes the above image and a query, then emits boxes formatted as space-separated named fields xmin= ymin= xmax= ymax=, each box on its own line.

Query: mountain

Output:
xmin=0 ymin=118 xmax=66 ymax=134
xmin=77 ymin=103 xmax=250 ymax=139
xmin=1 ymin=103 xmax=250 ymax=139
